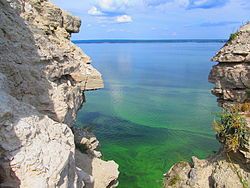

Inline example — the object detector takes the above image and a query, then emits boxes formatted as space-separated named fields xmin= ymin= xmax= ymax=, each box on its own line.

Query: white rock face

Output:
xmin=164 ymin=153 xmax=250 ymax=188
xmin=209 ymin=63 xmax=250 ymax=107
xmin=75 ymin=150 xmax=119 ymax=188
xmin=212 ymin=23 xmax=250 ymax=63
xmin=0 ymin=83 xmax=78 ymax=187
xmin=0 ymin=0 xmax=103 ymax=125
xmin=0 ymin=0 xmax=118 ymax=187
xmin=209 ymin=23 xmax=250 ymax=107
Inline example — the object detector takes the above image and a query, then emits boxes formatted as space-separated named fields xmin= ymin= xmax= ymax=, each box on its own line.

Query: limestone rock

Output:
xmin=165 ymin=23 xmax=250 ymax=188
xmin=209 ymin=63 xmax=250 ymax=107
xmin=0 ymin=0 xmax=104 ymax=125
xmin=212 ymin=23 xmax=250 ymax=63
xmin=75 ymin=150 xmax=119 ymax=188
xmin=209 ymin=23 xmax=250 ymax=107
xmin=73 ymin=127 xmax=102 ymax=158
xmin=0 ymin=77 xmax=81 ymax=188
xmin=164 ymin=152 xmax=250 ymax=188
xmin=62 ymin=10 xmax=81 ymax=33
xmin=0 ymin=0 xmax=117 ymax=187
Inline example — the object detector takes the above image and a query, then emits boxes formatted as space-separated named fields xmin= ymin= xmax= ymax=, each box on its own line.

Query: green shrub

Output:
xmin=212 ymin=106 xmax=247 ymax=152
xmin=229 ymin=32 xmax=239 ymax=41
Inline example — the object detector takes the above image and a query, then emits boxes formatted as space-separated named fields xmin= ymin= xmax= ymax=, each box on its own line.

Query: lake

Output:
xmin=76 ymin=41 xmax=222 ymax=188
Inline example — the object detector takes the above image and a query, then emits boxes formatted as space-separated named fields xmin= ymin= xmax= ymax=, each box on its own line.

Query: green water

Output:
xmin=76 ymin=42 xmax=222 ymax=188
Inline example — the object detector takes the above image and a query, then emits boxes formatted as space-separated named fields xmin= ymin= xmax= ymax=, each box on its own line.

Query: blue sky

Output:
xmin=52 ymin=0 xmax=250 ymax=39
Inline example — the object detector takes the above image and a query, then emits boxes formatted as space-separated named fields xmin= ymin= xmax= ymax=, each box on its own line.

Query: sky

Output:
xmin=51 ymin=0 xmax=250 ymax=40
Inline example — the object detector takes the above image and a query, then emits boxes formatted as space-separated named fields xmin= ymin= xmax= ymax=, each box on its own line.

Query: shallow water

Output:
xmin=76 ymin=42 xmax=222 ymax=188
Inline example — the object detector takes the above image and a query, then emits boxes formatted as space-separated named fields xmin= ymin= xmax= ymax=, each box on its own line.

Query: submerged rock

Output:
xmin=0 ymin=0 xmax=118 ymax=187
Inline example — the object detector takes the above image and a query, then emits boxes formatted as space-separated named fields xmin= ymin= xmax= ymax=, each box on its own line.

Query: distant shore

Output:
xmin=72 ymin=39 xmax=227 ymax=44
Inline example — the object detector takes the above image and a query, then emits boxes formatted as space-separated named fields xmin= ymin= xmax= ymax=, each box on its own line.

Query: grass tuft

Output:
xmin=212 ymin=105 xmax=247 ymax=152
xmin=228 ymin=32 xmax=239 ymax=42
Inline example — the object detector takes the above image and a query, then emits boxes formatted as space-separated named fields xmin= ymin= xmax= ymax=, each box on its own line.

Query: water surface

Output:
xmin=76 ymin=42 xmax=221 ymax=188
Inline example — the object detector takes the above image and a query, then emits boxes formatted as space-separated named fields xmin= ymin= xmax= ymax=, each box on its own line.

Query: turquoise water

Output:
xmin=76 ymin=42 xmax=222 ymax=188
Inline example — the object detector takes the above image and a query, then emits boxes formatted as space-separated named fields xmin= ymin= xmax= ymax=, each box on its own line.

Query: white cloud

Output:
xmin=192 ymin=0 xmax=207 ymax=6
xmin=97 ymin=0 xmax=138 ymax=12
xmin=89 ymin=0 xmax=143 ymax=15
xmin=98 ymin=0 xmax=125 ymax=12
xmin=175 ymin=0 xmax=189 ymax=7
xmin=88 ymin=6 xmax=104 ymax=16
xmin=115 ymin=15 xmax=133 ymax=23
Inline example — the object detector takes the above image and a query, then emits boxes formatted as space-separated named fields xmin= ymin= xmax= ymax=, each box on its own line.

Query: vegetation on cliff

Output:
xmin=212 ymin=105 xmax=248 ymax=152
xmin=212 ymin=104 xmax=250 ymax=188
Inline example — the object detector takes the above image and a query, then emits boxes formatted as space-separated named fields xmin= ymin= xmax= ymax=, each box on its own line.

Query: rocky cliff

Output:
xmin=164 ymin=23 xmax=250 ymax=188
xmin=209 ymin=23 xmax=250 ymax=108
xmin=0 ymin=0 xmax=118 ymax=187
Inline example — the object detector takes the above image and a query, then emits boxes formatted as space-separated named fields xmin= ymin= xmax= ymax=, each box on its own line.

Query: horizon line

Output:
xmin=72 ymin=39 xmax=227 ymax=44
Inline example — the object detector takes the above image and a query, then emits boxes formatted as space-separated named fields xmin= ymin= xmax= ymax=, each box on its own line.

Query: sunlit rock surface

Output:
xmin=0 ymin=0 xmax=118 ymax=187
